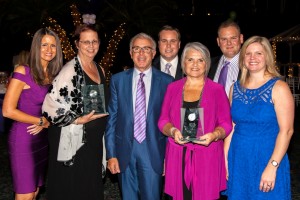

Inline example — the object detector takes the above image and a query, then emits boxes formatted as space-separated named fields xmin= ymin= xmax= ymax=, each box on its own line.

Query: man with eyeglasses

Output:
xmin=153 ymin=25 xmax=183 ymax=80
xmin=208 ymin=20 xmax=244 ymax=96
xmin=105 ymin=33 xmax=173 ymax=200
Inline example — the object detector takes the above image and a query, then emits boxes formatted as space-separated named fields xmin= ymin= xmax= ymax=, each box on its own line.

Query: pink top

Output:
xmin=158 ymin=78 xmax=232 ymax=200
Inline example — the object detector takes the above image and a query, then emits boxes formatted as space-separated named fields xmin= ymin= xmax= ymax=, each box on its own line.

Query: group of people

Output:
xmin=2 ymin=19 xmax=294 ymax=200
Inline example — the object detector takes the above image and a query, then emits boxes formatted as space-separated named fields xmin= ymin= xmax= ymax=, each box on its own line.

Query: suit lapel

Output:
xmin=124 ymin=69 xmax=134 ymax=119
xmin=147 ymin=68 xmax=160 ymax=119
xmin=175 ymin=62 xmax=183 ymax=80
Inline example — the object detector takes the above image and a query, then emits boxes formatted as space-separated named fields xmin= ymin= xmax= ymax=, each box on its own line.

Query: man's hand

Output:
xmin=107 ymin=158 xmax=120 ymax=174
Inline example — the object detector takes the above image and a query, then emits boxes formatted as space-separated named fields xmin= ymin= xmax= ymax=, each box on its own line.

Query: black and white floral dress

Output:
xmin=42 ymin=56 xmax=108 ymax=200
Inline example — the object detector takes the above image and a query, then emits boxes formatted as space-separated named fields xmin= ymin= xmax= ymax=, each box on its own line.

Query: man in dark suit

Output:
xmin=105 ymin=32 xmax=173 ymax=200
xmin=208 ymin=20 xmax=243 ymax=96
xmin=152 ymin=25 xmax=183 ymax=80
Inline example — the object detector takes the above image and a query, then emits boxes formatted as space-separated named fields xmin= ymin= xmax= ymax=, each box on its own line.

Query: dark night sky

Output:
xmin=0 ymin=0 xmax=299 ymax=73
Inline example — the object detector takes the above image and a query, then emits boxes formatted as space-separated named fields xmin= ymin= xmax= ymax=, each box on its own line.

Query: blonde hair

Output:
xmin=13 ymin=50 xmax=30 ymax=68
xmin=239 ymin=36 xmax=281 ymax=86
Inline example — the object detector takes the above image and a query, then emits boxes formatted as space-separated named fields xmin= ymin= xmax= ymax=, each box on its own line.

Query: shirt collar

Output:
xmin=133 ymin=67 xmax=152 ymax=77
xmin=160 ymin=56 xmax=178 ymax=68
xmin=222 ymin=52 xmax=240 ymax=64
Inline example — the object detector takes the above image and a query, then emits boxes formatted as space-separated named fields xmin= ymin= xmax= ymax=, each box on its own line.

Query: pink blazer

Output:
xmin=158 ymin=77 xmax=232 ymax=200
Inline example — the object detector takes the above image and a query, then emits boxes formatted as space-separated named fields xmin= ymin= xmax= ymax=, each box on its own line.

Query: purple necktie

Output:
xmin=165 ymin=63 xmax=172 ymax=75
xmin=218 ymin=61 xmax=230 ymax=87
xmin=134 ymin=73 xmax=146 ymax=143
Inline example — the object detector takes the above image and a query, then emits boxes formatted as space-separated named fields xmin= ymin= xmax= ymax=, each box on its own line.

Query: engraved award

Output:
xmin=82 ymin=84 xmax=107 ymax=114
xmin=181 ymin=107 xmax=204 ymax=142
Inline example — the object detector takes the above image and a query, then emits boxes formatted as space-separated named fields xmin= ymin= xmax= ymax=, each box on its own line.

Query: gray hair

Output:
xmin=129 ymin=33 xmax=156 ymax=50
xmin=181 ymin=42 xmax=211 ymax=76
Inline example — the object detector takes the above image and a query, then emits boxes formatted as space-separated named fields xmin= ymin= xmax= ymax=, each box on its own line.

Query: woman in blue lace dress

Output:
xmin=224 ymin=36 xmax=294 ymax=200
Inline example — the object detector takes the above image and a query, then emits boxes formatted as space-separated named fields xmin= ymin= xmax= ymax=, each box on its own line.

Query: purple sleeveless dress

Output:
xmin=8 ymin=66 xmax=49 ymax=193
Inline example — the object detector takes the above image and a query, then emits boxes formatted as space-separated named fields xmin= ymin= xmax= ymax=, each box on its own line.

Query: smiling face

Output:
xmin=244 ymin=42 xmax=267 ymax=73
xmin=184 ymin=49 xmax=206 ymax=79
xmin=217 ymin=26 xmax=243 ymax=59
xmin=76 ymin=29 xmax=99 ymax=59
xmin=40 ymin=35 xmax=57 ymax=68
xmin=130 ymin=37 xmax=156 ymax=72
xmin=158 ymin=30 xmax=180 ymax=62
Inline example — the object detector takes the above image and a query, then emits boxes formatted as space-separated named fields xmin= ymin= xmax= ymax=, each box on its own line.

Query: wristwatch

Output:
xmin=271 ymin=160 xmax=279 ymax=167
xmin=38 ymin=117 xmax=44 ymax=126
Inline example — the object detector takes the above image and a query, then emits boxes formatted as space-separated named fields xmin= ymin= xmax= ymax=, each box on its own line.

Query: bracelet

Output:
xmin=38 ymin=117 xmax=43 ymax=126
xmin=170 ymin=127 xmax=177 ymax=138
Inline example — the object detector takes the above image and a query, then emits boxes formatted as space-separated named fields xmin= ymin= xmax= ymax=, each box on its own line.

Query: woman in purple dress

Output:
xmin=2 ymin=28 xmax=62 ymax=200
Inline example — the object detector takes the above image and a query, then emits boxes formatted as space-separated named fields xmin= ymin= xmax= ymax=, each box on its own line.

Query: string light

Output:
xmin=70 ymin=4 xmax=82 ymax=27
xmin=44 ymin=17 xmax=76 ymax=61
xmin=288 ymin=66 xmax=293 ymax=77
xmin=99 ymin=23 xmax=126 ymax=84
xmin=270 ymin=36 xmax=300 ymax=43
xmin=43 ymin=5 xmax=127 ymax=83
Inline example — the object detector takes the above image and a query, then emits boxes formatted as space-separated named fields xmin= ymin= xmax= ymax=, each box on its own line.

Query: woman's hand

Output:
xmin=173 ymin=129 xmax=188 ymax=145
xmin=27 ymin=124 xmax=44 ymax=135
xmin=27 ymin=117 xmax=50 ymax=135
xmin=76 ymin=110 xmax=109 ymax=125
xmin=192 ymin=132 xmax=215 ymax=146
xmin=259 ymin=164 xmax=277 ymax=192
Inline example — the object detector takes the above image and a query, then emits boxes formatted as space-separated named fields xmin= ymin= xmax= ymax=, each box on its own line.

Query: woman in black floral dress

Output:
xmin=42 ymin=24 xmax=108 ymax=200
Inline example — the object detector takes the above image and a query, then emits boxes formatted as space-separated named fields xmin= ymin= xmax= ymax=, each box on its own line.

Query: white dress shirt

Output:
xmin=132 ymin=67 xmax=152 ymax=114
xmin=160 ymin=56 xmax=179 ymax=79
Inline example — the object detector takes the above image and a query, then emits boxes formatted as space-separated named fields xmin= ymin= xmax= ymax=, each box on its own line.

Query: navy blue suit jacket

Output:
xmin=105 ymin=67 xmax=173 ymax=174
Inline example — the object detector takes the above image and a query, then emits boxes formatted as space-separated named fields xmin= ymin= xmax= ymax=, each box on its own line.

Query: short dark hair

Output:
xmin=158 ymin=25 xmax=181 ymax=41
xmin=28 ymin=28 xmax=63 ymax=85
xmin=73 ymin=24 xmax=99 ymax=44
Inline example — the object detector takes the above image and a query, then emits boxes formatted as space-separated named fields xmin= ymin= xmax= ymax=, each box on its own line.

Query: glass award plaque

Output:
xmin=180 ymin=107 xmax=204 ymax=142
xmin=82 ymin=84 xmax=107 ymax=114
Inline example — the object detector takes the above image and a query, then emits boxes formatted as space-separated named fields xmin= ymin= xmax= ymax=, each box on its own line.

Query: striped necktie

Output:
xmin=133 ymin=73 xmax=146 ymax=143
xmin=165 ymin=63 xmax=172 ymax=75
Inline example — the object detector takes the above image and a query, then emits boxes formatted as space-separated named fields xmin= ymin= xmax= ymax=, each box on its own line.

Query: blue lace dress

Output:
xmin=226 ymin=78 xmax=291 ymax=200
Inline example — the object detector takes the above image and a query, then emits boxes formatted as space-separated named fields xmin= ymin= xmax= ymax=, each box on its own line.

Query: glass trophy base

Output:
xmin=180 ymin=137 xmax=206 ymax=142
xmin=82 ymin=84 xmax=107 ymax=114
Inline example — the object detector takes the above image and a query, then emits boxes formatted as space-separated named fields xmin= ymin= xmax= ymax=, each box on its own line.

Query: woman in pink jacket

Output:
xmin=158 ymin=42 xmax=232 ymax=200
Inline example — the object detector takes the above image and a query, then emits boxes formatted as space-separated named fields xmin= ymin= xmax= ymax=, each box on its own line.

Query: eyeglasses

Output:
xmin=79 ymin=40 xmax=99 ymax=46
xmin=132 ymin=46 xmax=153 ymax=53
